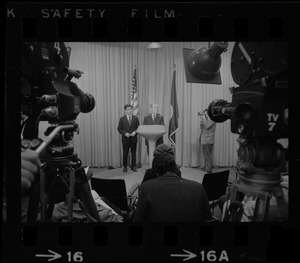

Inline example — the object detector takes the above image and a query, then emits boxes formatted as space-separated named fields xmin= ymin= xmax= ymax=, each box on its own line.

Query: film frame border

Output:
xmin=4 ymin=1 xmax=300 ymax=262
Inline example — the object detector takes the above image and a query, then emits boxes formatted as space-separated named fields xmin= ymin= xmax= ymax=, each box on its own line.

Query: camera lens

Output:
xmin=81 ymin=93 xmax=96 ymax=113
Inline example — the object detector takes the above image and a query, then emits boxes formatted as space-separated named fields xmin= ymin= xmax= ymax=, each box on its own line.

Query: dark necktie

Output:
xmin=129 ymin=115 xmax=132 ymax=126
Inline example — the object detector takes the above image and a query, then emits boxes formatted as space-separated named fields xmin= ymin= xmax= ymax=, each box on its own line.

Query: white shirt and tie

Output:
xmin=128 ymin=115 xmax=132 ymax=126
xmin=152 ymin=114 xmax=156 ymax=122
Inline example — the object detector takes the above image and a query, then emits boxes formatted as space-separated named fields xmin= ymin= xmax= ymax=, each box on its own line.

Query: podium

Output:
xmin=137 ymin=125 xmax=166 ymax=168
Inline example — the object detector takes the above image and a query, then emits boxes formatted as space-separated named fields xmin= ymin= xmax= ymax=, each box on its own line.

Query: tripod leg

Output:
xmin=78 ymin=182 xmax=101 ymax=222
xmin=273 ymin=186 xmax=288 ymax=221
xmin=39 ymin=170 xmax=48 ymax=222
xmin=46 ymin=203 xmax=55 ymax=220
xmin=253 ymin=191 xmax=272 ymax=221
xmin=67 ymin=169 xmax=75 ymax=222
xmin=75 ymin=168 xmax=101 ymax=222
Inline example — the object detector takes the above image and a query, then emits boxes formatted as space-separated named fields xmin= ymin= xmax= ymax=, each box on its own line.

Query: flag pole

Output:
xmin=168 ymin=63 xmax=179 ymax=158
xmin=133 ymin=65 xmax=142 ymax=168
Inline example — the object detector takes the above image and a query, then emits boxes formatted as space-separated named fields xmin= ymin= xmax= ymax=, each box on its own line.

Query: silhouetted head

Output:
xmin=152 ymin=144 xmax=176 ymax=176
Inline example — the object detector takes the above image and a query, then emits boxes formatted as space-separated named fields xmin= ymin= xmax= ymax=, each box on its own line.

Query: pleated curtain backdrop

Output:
xmin=64 ymin=42 xmax=239 ymax=168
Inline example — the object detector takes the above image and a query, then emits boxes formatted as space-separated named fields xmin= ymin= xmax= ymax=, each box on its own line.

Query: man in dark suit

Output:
xmin=117 ymin=104 xmax=140 ymax=172
xmin=134 ymin=144 xmax=212 ymax=222
xmin=143 ymin=102 xmax=165 ymax=155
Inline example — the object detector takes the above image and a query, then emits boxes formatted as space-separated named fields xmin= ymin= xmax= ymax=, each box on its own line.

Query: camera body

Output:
xmin=208 ymin=42 xmax=288 ymax=139
xmin=21 ymin=42 xmax=95 ymax=125
xmin=21 ymin=41 xmax=96 ymax=154
xmin=230 ymin=78 xmax=288 ymax=138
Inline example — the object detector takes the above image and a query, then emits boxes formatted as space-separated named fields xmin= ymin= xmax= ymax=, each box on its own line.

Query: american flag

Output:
xmin=131 ymin=66 xmax=139 ymax=116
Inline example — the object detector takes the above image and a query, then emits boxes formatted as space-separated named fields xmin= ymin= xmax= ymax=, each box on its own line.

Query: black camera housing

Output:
xmin=21 ymin=42 xmax=95 ymax=125
xmin=208 ymin=42 xmax=288 ymax=139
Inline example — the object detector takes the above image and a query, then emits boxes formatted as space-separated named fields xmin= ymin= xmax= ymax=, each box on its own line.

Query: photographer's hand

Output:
xmin=21 ymin=149 xmax=41 ymax=194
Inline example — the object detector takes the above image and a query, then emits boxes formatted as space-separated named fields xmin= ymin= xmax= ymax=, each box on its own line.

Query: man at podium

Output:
xmin=143 ymin=102 xmax=165 ymax=155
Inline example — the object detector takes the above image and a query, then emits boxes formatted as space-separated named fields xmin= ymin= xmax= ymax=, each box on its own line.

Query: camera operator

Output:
xmin=198 ymin=109 xmax=216 ymax=173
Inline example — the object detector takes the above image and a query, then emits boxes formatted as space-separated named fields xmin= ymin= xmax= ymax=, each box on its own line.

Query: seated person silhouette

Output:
xmin=134 ymin=144 xmax=212 ymax=222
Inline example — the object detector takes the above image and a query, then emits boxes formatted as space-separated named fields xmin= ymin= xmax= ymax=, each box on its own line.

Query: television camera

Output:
xmin=185 ymin=42 xmax=288 ymax=221
xmin=207 ymin=42 xmax=288 ymax=179
xmin=21 ymin=42 xmax=100 ymax=222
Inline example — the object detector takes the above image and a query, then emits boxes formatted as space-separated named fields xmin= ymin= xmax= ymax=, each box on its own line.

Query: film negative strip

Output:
xmin=4 ymin=1 xmax=300 ymax=262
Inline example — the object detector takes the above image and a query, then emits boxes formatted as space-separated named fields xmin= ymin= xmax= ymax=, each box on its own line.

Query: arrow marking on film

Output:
xmin=35 ymin=249 xmax=62 ymax=261
xmin=170 ymin=249 xmax=197 ymax=261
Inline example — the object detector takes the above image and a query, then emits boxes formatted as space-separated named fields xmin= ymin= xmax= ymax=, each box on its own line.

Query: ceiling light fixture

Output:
xmin=147 ymin=42 xmax=163 ymax=49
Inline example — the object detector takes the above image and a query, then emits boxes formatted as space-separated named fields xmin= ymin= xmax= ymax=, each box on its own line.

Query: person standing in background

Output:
xmin=117 ymin=104 xmax=140 ymax=172
xmin=143 ymin=102 xmax=165 ymax=155
xmin=198 ymin=109 xmax=216 ymax=173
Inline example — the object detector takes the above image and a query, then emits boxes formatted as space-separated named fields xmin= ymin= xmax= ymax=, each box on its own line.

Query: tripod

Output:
xmin=229 ymin=175 xmax=287 ymax=221
xmin=226 ymin=137 xmax=288 ymax=222
xmin=27 ymin=124 xmax=101 ymax=223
